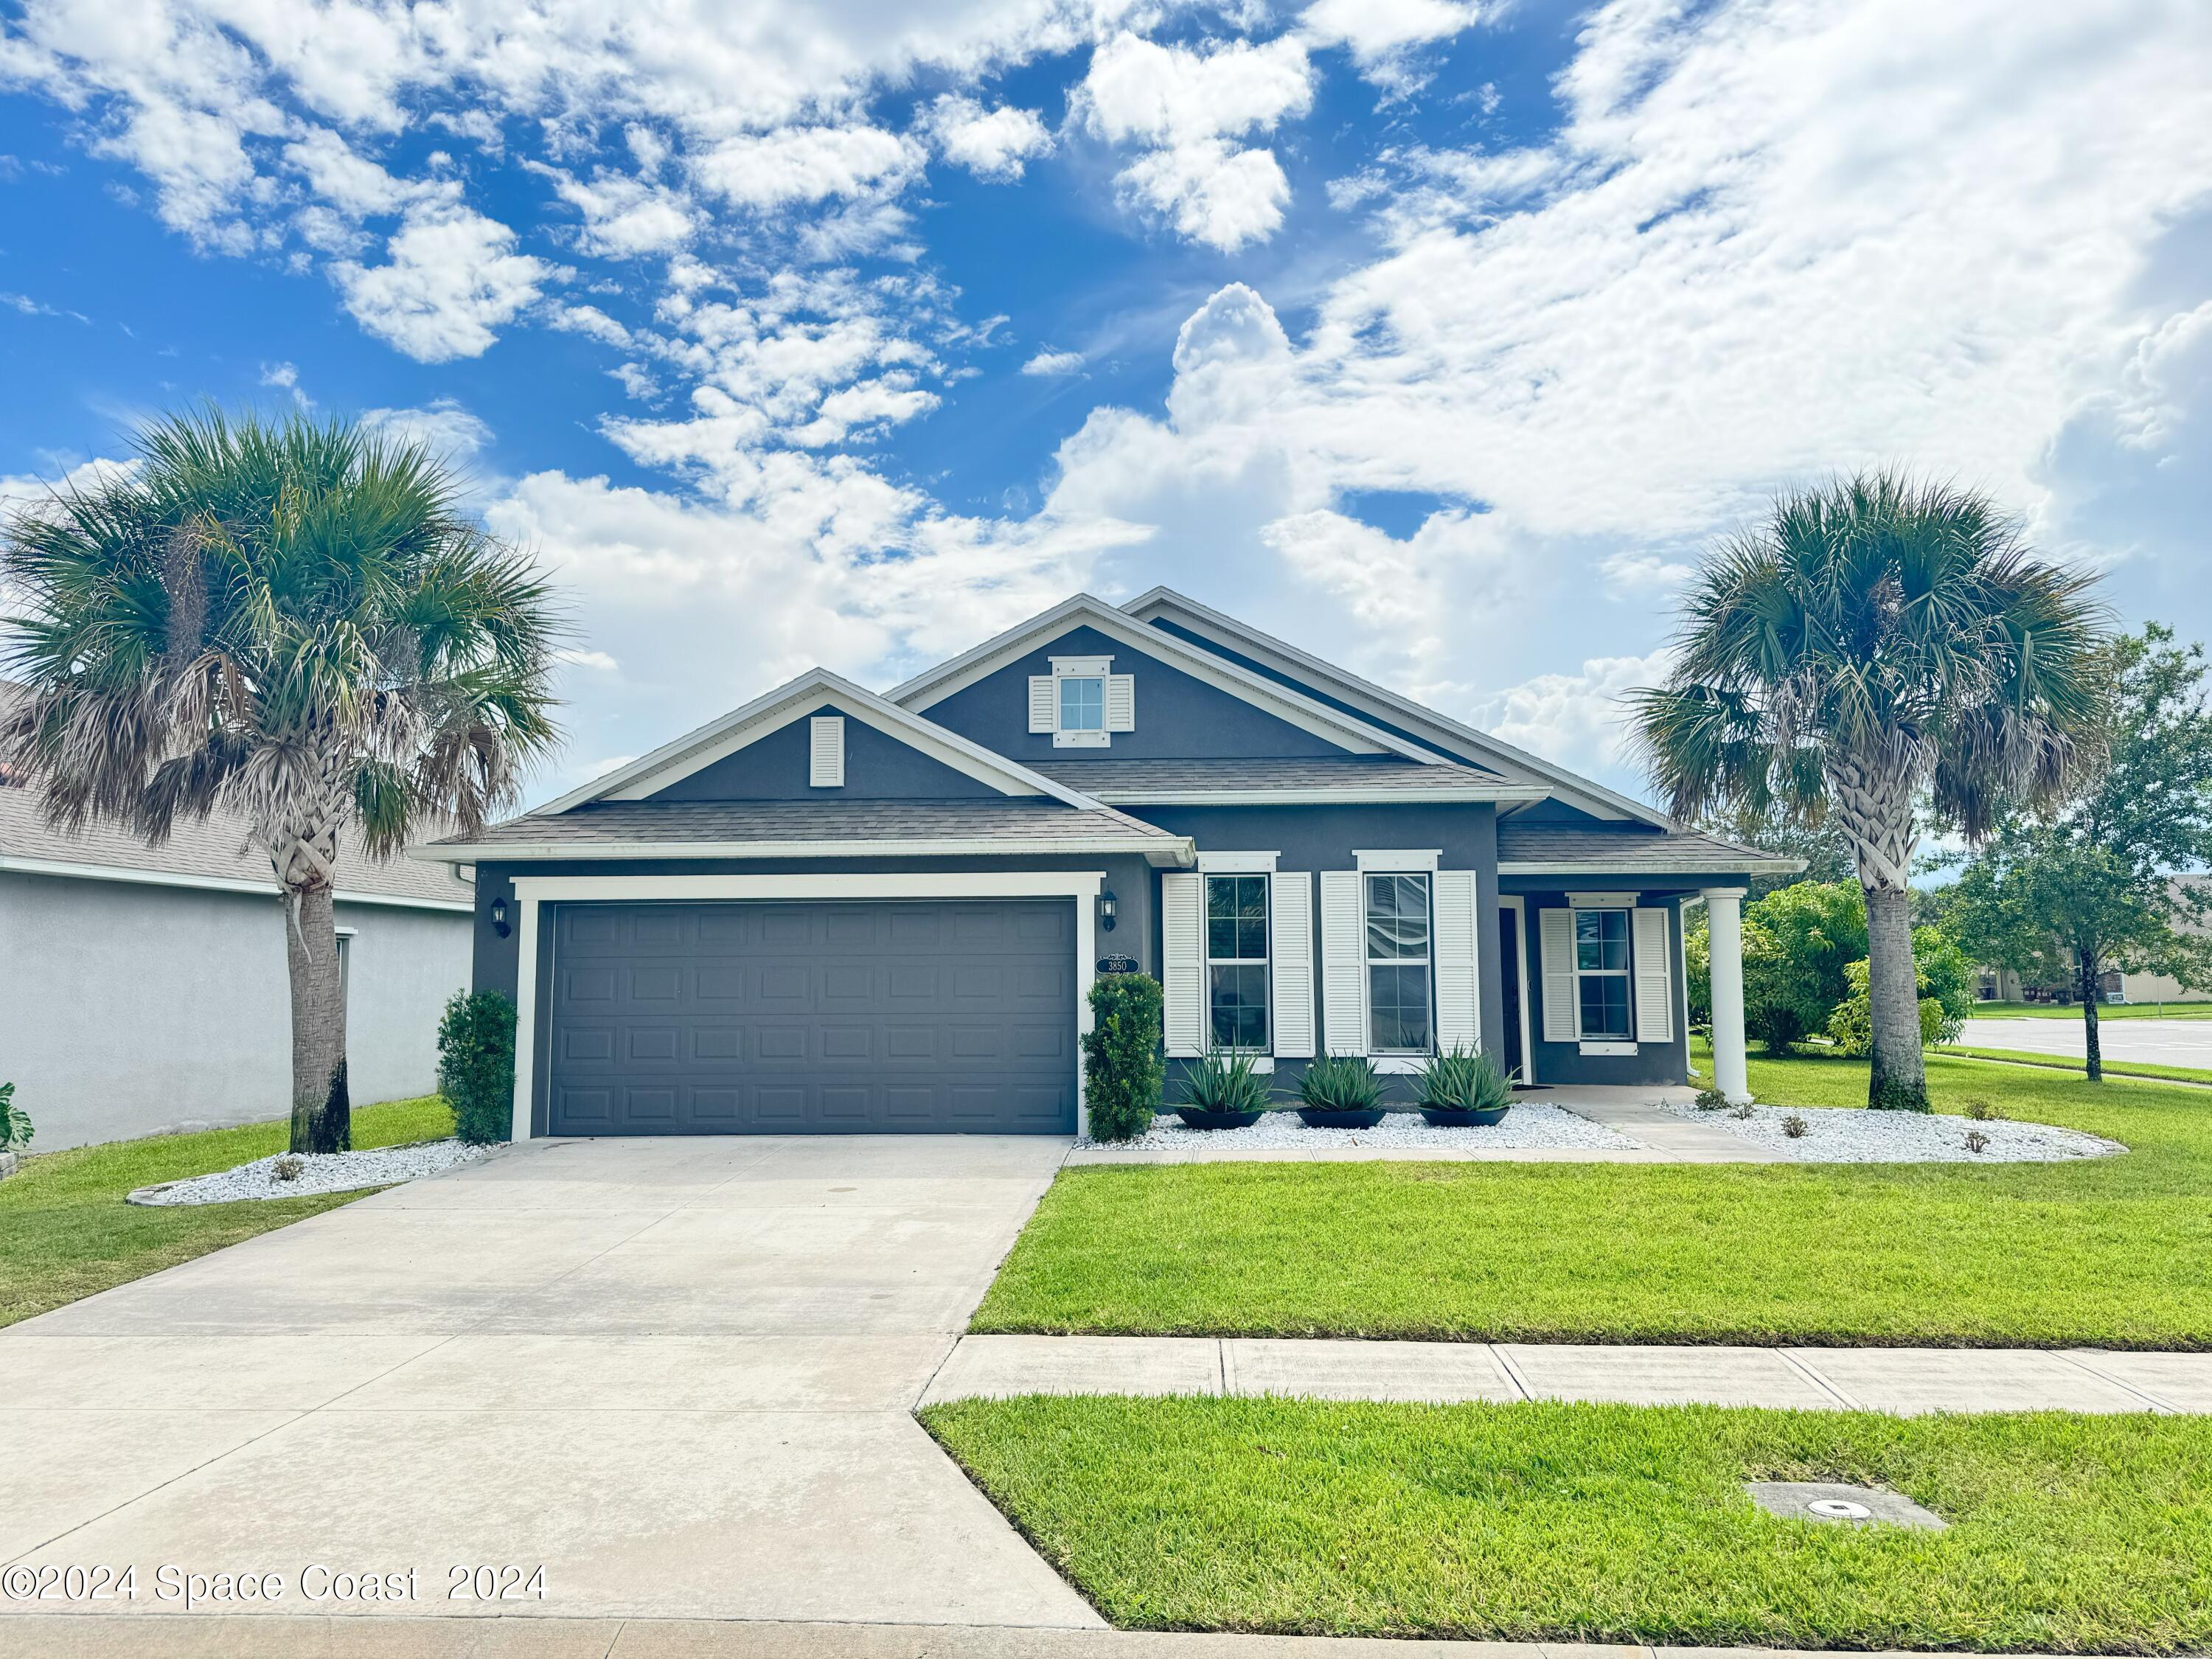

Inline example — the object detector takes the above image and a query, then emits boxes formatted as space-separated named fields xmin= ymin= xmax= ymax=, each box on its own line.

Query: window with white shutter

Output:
xmin=807 ymin=715 xmax=844 ymax=787
xmin=1028 ymin=676 xmax=1056 ymax=734
xmin=1105 ymin=673 xmax=1135 ymax=731
xmin=1433 ymin=870 xmax=1481 ymax=1052
xmin=1632 ymin=906 xmax=1674 ymax=1042
xmin=1161 ymin=871 xmax=1204 ymax=1057
xmin=1270 ymin=871 xmax=1315 ymax=1058
xmin=1034 ymin=655 xmax=1130 ymax=747
xmin=1539 ymin=907 xmax=1576 ymax=1044
xmin=1318 ymin=871 xmax=1366 ymax=1055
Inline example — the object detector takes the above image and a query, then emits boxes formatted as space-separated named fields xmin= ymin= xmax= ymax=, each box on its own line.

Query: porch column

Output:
xmin=1703 ymin=888 xmax=1751 ymax=1104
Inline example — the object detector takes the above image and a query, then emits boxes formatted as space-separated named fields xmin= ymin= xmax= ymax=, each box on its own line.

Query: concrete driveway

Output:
xmin=1960 ymin=1015 xmax=2212 ymax=1068
xmin=3 ymin=1133 xmax=1099 ymax=1629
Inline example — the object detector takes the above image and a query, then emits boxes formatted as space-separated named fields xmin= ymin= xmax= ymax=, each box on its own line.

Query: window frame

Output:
xmin=1363 ymin=869 xmax=1435 ymax=1056
xmin=1570 ymin=905 xmax=1632 ymax=1043
xmin=1204 ymin=872 xmax=1272 ymax=1054
xmin=1057 ymin=674 xmax=1105 ymax=732
xmin=1048 ymin=654 xmax=1113 ymax=748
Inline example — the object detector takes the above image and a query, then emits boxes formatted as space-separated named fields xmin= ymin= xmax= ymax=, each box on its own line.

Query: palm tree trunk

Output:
xmin=2079 ymin=947 xmax=2104 ymax=1083
xmin=285 ymin=883 xmax=352 ymax=1154
xmin=1863 ymin=883 xmax=1930 ymax=1110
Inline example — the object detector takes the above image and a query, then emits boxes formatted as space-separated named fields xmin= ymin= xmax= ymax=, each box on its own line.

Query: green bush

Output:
xmin=1295 ymin=1054 xmax=1382 ymax=1113
xmin=1826 ymin=925 xmax=1973 ymax=1057
xmin=1083 ymin=973 xmax=1164 ymax=1142
xmin=1742 ymin=881 xmax=1868 ymax=1052
xmin=436 ymin=990 xmax=518 ymax=1145
xmin=1175 ymin=1050 xmax=1275 ymax=1114
xmin=0 ymin=1081 xmax=31 ymax=1151
xmin=1413 ymin=1044 xmax=1512 ymax=1113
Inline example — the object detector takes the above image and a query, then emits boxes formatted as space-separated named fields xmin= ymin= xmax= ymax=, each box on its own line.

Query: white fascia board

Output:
xmin=419 ymin=835 xmax=1197 ymax=868
xmin=0 ymin=854 xmax=476 ymax=912
xmin=1122 ymin=586 xmax=1667 ymax=828
xmin=1094 ymin=785 xmax=1551 ymax=805
xmin=1498 ymin=858 xmax=1804 ymax=877
xmin=534 ymin=667 xmax=1110 ymax=816
xmin=886 ymin=594 xmax=1445 ymax=765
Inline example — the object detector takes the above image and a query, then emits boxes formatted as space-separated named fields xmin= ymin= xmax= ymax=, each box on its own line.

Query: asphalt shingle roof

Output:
xmin=1032 ymin=755 xmax=1509 ymax=793
xmin=1495 ymin=821 xmax=1796 ymax=872
xmin=435 ymin=796 xmax=1180 ymax=851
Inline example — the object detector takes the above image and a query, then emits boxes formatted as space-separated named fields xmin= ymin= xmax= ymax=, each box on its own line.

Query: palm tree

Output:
xmin=2 ymin=408 xmax=563 ymax=1152
xmin=1627 ymin=472 xmax=2107 ymax=1110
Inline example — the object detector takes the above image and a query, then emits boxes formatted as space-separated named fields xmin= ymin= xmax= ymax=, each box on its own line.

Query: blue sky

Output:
xmin=4 ymin=0 xmax=2209 ymax=804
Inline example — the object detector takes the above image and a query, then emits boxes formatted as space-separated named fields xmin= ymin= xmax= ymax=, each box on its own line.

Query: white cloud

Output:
xmin=360 ymin=399 xmax=494 ymax=460
xmin=1116 ymin=139 xmax=1290 ymax=252
xmin=1300 ymin=0 xmax=1483 ymax=91
xmin=1473 ymin=650 xmax=1676 ymax=782
xmin=334 ymin=198 xmax=560 ymax=362
xmin=691 ymin=125 xmax=919 ymax=211
xmin=1020 ymin=348 xmax=1085 ymax=376
xmin=544 ymin=167 xmax=695 ymax=257
xmin=925 ymin=94 xmax=1053 ymax=181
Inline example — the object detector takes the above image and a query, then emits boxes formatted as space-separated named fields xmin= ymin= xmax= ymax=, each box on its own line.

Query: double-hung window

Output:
xmin=1365 ymin=872 xmax=1433 ymax=1053
xmin=1573 ymin=908 xmax=1632 ymax=1040
xmin=1057 ymin=674 xmax=1104 ymax=734
xmin=1206 ymin=874 xmax=1270 ymax=1051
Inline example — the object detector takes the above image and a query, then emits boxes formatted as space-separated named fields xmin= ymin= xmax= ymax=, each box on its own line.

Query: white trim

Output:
xmin=1097 ymin=786 xmax=1548 ymax=805
xmin=1197 ymin=849 xmax=1279 ymax=872
xmin=419 ymin=834 xmax=1194 ymax=866
xmin=1568 ymin=905 xmax=1635 ymax=1044
xmin=1122 ymin=586 xmax=1662 ymax=826
xmin=0 ymin=853 xmax=474 ymax=912
xmin=1579 ymin=1041 xmax=1637 ymax=1057
xmin=1049 ymin=654 xmax=1113 ymax=675
xmin=886 ymin=594 xmax=1446 ymax=764
xmin=536 ymin=667 xmax=1112 ymax=816
xmin=1566 ymin=891 xmax=1638 ymax=908
xmin=1374 ymin=1057 xmax=1423 ymax=1075
xmin=1354 ymin=848 xmax=1441 ymax=872
xmin=1500 ymin=860 xmax=1800 ymax=877
xmin=1500 ymin=894 xmax=1536 ymax=1085
xmin=505 ymin=871 xmax=1105 ymax=1143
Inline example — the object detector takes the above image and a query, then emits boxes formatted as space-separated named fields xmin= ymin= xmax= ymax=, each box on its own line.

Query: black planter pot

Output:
xmin=1175 ymin=1107 xmax=1266 ymax=1131
xmin=1420 ymin=1104 xmax=1512 ymax=1127
xmin=1296 ymin=1107 xmax=1388 ymax=1130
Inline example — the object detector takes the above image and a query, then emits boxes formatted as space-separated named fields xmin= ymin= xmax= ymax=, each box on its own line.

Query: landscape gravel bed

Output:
xmin=1658 ymin=1100 xmax=2125 ymax=1164
xmin=127 ymin=1138 xmax=495 ymax=1206
xmin=1077 ymin=1101 xmax=1638 ymax=1154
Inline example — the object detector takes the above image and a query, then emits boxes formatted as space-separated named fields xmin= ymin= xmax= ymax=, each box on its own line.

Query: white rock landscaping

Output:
xmin=127 ymin=1138 xmax=495 ymax=1206
xmin=1658 ymin=1100 xmax=2125 ymax=1164
xmin=1078 ymin=1101 xmax=1638 ymax=1155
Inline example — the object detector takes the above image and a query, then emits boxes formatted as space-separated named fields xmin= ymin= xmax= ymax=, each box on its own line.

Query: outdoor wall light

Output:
xmin=1098 ymin=888 xmax=1118 ymax=932
xmin=491 ymin=895 xmax=512 ymax=939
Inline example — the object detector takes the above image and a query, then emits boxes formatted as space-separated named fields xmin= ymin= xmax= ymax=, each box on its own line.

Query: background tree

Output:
xmin=1693 ymin=802 xmax=1857 ymax=898
xmin=1938 ymin=626 xmax=2212 ymax=1079
xmin=1630 ymin=471 xmax=2107 ymax=1110
xmin=2 ymin=408 xmax=563 ymax=1152
xmin=1739 ymin=880 xmax=1867 ymax=1052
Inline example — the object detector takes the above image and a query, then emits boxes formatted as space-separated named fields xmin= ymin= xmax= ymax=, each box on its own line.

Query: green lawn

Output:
xmin=922 ymin=1394 xmax=2212 ymax=1652
xmin=1966 ymin=1000 xmax=2212 ymax=1019
xmin=0 ymin=1095 xmax=455 ymax=1329
xmin=1934 ymin=1044 xmax=2212 ymax=1088
xmin=973 ymin=1048 xmax=2212 ymax=1347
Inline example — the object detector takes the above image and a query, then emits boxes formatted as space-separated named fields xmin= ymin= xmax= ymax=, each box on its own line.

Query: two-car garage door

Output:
xmin=543 ymin=900 xmax=1077 ymax=1135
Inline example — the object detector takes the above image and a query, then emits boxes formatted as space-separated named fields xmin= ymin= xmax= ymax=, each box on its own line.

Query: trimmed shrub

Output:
xmin=1295 ymin=1054 xmax=1382 ymax=1113
xmin=1175 ymin=1049 xmax=1274 ymax=1114
xmin=436 ymin=990 xmax=518 ymax=1146
xmin=1826 ymin=924 xmax=1972 ymax=1058
xmin=1083 ymin=973 xmax=1164 ymax=1142
xmin=1413 ymin=1044 xmax=1512 ymax=1113
xmin=0 ymin=1081 xmax=30 ymax=1150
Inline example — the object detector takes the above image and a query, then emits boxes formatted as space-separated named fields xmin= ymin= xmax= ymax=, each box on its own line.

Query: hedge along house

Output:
xmin=417 ymin=591 xmax=1798 ymax=1140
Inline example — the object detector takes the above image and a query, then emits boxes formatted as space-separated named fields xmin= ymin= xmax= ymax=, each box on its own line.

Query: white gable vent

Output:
xmin=809 ymin=715 xmax=845 ymax=787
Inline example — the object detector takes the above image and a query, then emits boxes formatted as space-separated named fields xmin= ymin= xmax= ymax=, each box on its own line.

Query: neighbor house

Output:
xmin=1 ymin=762 xmax=476 ymax=1149
xmin=418 ymin=591 xmax=1795 ymax=1139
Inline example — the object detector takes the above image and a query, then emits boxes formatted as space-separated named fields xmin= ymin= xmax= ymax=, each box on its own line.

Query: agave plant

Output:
xmin=1295 ymin=1054 xmax=1382 ymax=1113
xmin=1175 ymin=1049 xmax=1274 ymax=1114
xmin=1413 ymin=1044 xmax=1512 ymax=1113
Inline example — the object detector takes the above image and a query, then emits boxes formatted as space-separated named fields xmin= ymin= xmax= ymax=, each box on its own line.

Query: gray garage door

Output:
xmin=544 ymin=899 xmax=1077 ymax=1135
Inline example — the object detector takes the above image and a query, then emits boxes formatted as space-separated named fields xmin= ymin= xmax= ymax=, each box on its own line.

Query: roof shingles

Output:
xmin=1495 ymin=821 xmax=1796 ymax=873
xmin=438 ymin=796 xmax=1178 ymax=851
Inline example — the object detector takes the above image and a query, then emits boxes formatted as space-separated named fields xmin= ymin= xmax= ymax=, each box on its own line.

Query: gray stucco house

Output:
xmin=421 ymin=591 xmax=1792 ymax=1140
xmin=2 ymin=778 xmax=476 ymax=1150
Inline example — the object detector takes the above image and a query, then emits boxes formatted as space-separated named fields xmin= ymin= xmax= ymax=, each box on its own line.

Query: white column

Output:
xmin=1703 ymin=888 xmax=1750 ymax=1104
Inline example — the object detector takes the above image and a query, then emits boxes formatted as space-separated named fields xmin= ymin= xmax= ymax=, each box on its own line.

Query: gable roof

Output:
xmin=1496 ymin=821 xmax=1802 ymax=877
xmin=883 ymin=594 xmax=1454 ymax=766
xmin=1121 ymin=586 xmax=1669 ymax=827
xmin=535 ymin=666 xmax=1113 ymax=817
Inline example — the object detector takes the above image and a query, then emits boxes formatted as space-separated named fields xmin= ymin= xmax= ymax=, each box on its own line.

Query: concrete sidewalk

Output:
xmin=922 ymin=1335 xmax=2212 ymax=1414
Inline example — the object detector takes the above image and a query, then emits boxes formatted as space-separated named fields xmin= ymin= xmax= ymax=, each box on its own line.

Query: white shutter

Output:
xmin=1319 ymin=871 xmax=1366 ymax=1055
xmin=1270 ymin=871 xmax=1315 ymax=1058
xmin=807 ymin=715 xmax=844 ymax=787
xmin=1540 ymin=907 xmax=1576 ymax=1043
xmin=1633 ymin=906 xmax=1673 ymax=1043
xmin=1162 ymin=872 xmax=1204 ymax=1057
xmin=1105 ymin=673 xmax=1135 ymax=732
xmin=1029 ymin=675 xmax=1056 ymax=734
xmin=1433 ymin=869 xmax=1481 ymax=1052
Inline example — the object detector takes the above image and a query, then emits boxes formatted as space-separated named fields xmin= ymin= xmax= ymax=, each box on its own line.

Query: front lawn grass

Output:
xmin=922 ymin=1394 xmax=2212 ymax=1652
xmin=974 ymin=1048 xmax=2212 ymax=1347
xmin=0 ymin=1095 xmax=454 ymax=1329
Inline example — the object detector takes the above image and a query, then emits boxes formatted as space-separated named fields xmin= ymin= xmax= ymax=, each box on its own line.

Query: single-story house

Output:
xmin=1 ymin=773 xmax=476 ymax=1150
xmin=418 ymin=590 xmax=1795 ymax=1140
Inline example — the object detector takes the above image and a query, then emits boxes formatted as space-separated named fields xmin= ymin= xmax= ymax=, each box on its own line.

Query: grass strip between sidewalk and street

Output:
xmin=922 ymin=1394 xmax=2212 ymax=1652
xmin=1934 ymin=1044 xmax=2212 ymax=1088
xmin=973 ymin=1047 xmax=2212 ymax=1349
xmin=0 ymin=1094 xmax=454 ymax=1329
